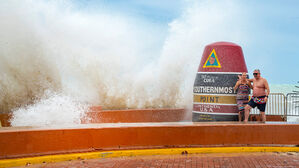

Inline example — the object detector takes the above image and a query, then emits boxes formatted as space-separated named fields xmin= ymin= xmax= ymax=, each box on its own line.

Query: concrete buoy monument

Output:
xmin=193 ymin=42 xmax=248 ymax=121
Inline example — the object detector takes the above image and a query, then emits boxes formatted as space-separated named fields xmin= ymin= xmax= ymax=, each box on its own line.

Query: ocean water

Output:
xmin=270 ymin=84 xmax=298 ymax=95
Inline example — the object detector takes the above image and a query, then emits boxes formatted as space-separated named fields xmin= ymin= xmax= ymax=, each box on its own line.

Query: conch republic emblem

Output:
xmin=203 ymin=49 xmax=221 ymax=68
xmin=193 ymin=42 xmax=248 ymax=122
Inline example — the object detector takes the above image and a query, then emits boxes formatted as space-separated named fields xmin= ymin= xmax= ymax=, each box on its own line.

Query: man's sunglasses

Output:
xmin=253 ymin=73 xmax=259 ymax=76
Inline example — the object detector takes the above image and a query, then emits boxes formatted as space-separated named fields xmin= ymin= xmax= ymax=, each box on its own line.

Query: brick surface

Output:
xmin=16 ymin=152 xmax=299 ymax=168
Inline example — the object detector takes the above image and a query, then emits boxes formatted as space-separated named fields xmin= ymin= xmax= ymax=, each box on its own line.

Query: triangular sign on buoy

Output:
xmin=203 ymin=49 xmax=221 ymax=68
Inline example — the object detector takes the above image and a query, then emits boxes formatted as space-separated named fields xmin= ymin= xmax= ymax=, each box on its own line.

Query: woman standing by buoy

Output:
xmin=234 ymin=72 xmax=252 ymax=121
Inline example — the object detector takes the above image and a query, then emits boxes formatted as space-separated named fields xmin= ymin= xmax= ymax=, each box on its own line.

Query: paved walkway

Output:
xmin=17 ymin=152 xmax=299 ymax=168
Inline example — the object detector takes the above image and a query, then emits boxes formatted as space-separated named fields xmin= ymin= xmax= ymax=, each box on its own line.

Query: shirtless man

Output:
xmin=244 ymin=69 xmax=270 ymax=122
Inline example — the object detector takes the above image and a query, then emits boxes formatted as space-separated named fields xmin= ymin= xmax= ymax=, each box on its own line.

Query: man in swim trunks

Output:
xmin=244 ymin=69 xmax=270 ymax=122
xmin=234 ymin=72 xmax=252 ymax=121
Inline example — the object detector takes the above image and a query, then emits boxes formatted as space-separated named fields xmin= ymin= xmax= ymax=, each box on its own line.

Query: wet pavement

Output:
xmin=17 ymin=152 xmax=299 ymax=168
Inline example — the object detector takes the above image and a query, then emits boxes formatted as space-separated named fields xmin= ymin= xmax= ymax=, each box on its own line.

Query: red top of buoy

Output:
xmin=198 ymin=41 xmax=247 ymax=73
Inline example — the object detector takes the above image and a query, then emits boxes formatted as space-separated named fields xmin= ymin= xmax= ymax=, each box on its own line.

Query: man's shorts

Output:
xmin=248 ymin=96 xmax=267 ymax=112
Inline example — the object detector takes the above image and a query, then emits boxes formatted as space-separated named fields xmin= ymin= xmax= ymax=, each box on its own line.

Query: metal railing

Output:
xmin=286 ymin=93 xmax=299 ymax=116
xmin=251 ymin=93 xmax=286 ymax=116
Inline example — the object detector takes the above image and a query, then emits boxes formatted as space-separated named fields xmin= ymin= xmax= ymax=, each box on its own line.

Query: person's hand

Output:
xmin=264 ymin=97 xmax=268 ymax=103
xmin=238 ymin=75 xmax=241 ymax=80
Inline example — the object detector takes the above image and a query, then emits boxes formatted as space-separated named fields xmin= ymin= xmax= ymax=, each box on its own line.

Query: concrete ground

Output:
xmin=17 ymin=152 xmax=299 ymax=168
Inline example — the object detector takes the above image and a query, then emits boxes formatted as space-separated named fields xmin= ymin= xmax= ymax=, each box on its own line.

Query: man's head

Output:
xmin=253 ymin=69 xmax=261 ymax=79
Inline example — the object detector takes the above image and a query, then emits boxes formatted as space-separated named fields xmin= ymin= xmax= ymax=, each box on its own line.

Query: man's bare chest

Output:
xmin=254 ymin=80 xmax=265 ymax=88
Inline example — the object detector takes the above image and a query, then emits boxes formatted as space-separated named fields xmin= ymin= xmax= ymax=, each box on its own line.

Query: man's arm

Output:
xmin=264 ymin=79 xmax=270 ymax=96
xmin=247 ymin=80 xmax=253 ymax=89
xmin=264 ymin=78 xmax=270 ymax=102
xmin=247 ymin=78 xmax=254 ymax=82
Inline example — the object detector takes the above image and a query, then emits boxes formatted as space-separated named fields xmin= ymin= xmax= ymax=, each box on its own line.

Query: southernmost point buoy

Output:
xmin=193 ymin=42 xmax=248 ymax=122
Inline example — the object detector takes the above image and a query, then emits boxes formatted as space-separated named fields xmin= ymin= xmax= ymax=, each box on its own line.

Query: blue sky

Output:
xmin=72 ymin=0 xmax=299 ymax=84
